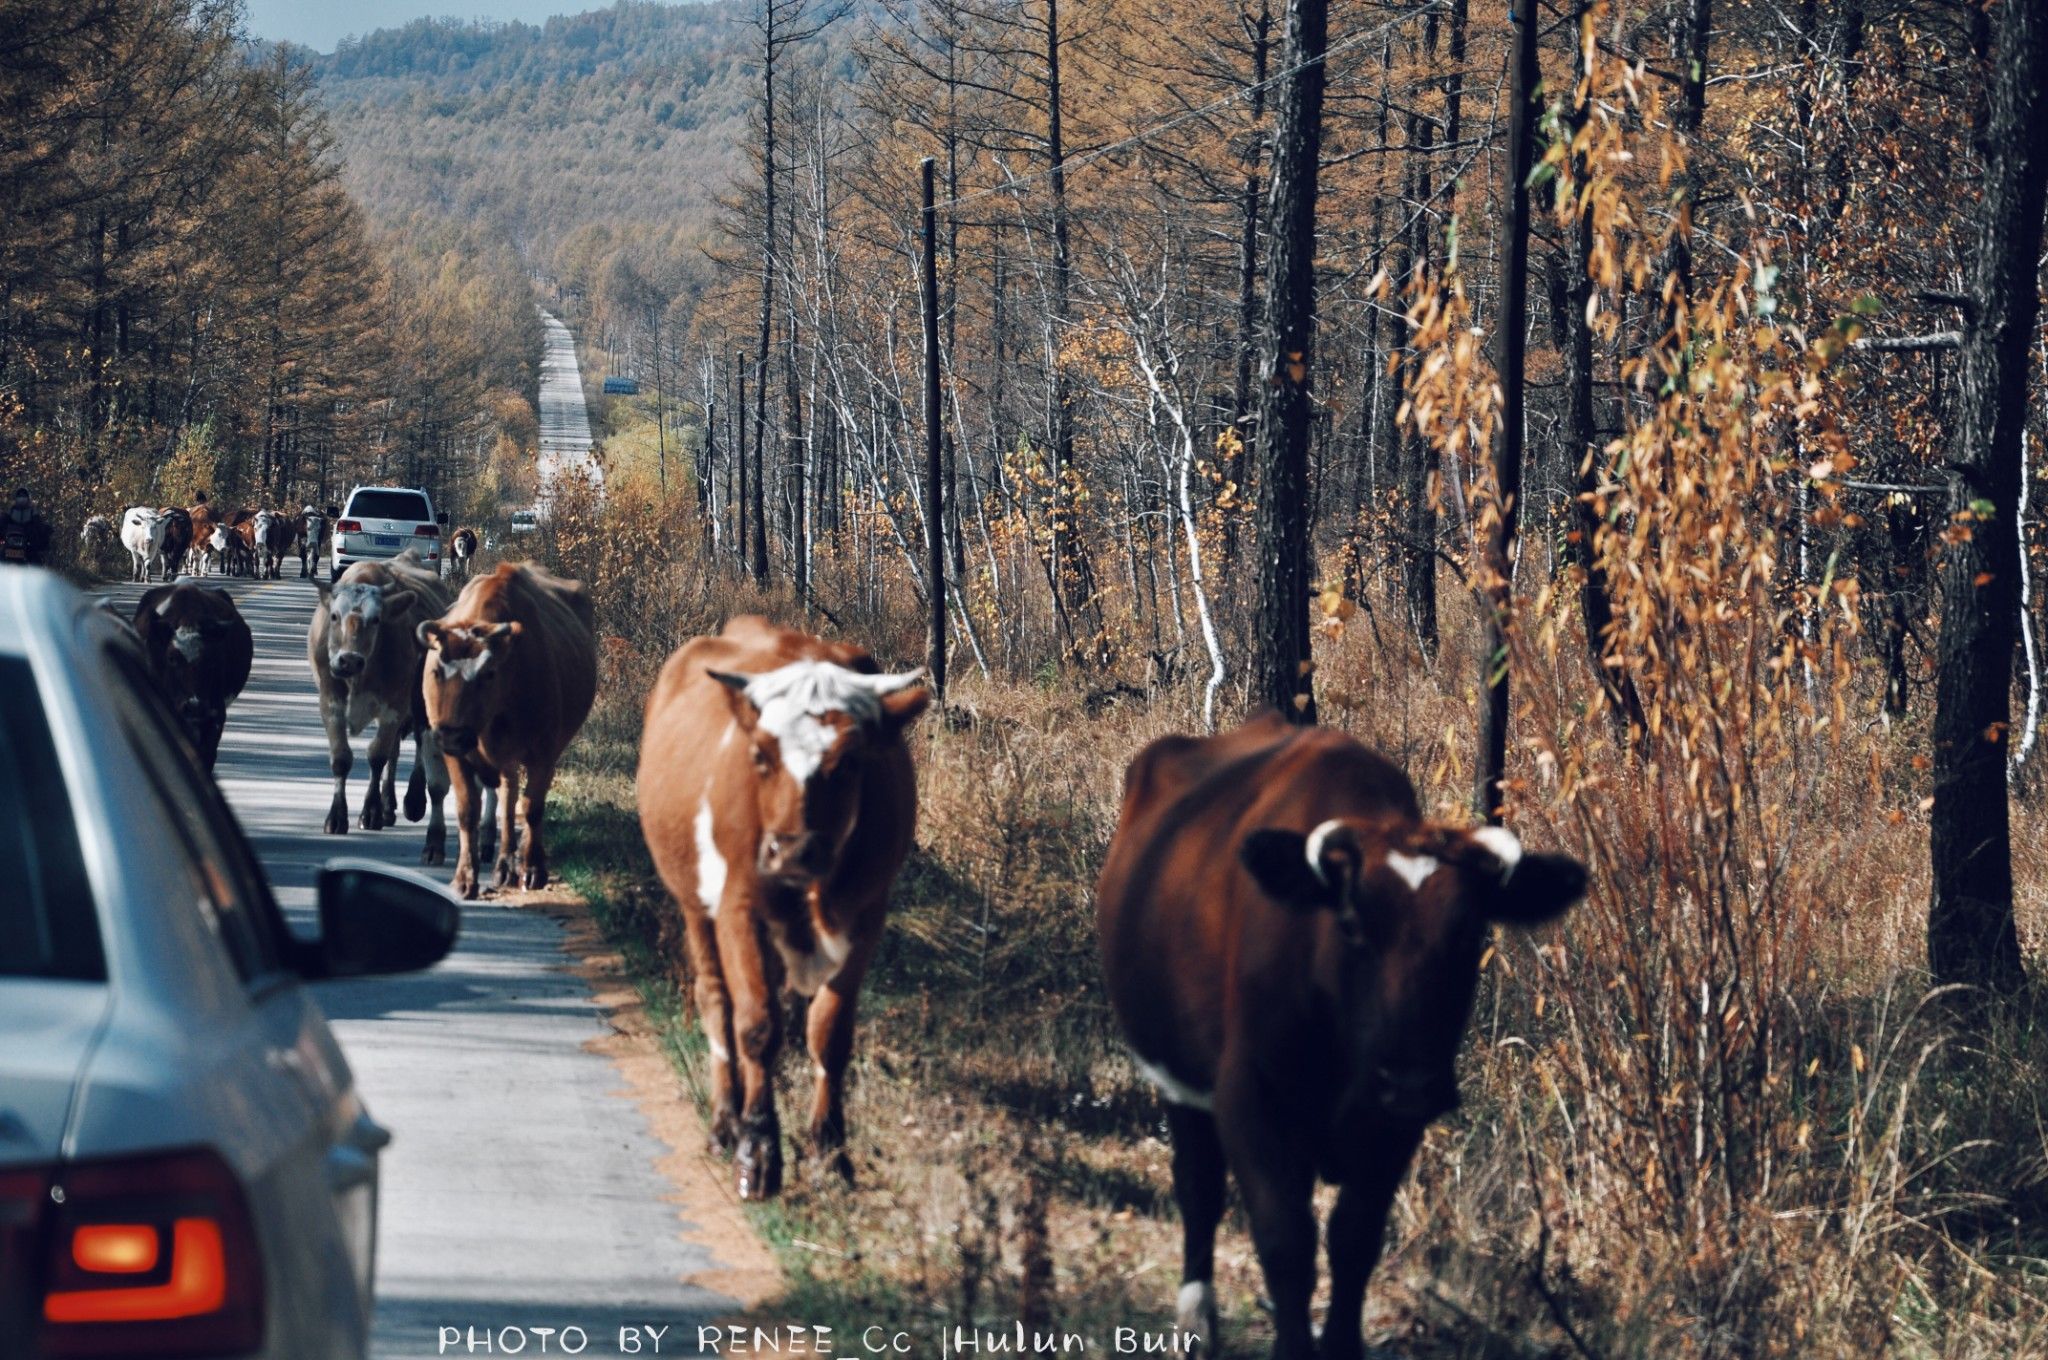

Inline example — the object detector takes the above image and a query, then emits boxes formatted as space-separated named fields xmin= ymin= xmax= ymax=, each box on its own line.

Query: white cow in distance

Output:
xmin=119 ymin=506 xmax=167 ymax=583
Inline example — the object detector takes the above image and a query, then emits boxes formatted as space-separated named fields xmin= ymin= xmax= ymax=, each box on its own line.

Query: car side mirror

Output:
xmin=302 ymin=859 xmax=460 ymax=978
xmin=436 ymin=512 xmax=450 ymax=526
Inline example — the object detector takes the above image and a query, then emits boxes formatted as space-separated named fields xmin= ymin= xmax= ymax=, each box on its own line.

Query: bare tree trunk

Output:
xmin=1927 ymin=0 xmax=2044 ymax=997
xmin=1252 ymin=0 xmax=1326 ymax=723
xmin=1473 ymin=0 xmax=1539 ymax=823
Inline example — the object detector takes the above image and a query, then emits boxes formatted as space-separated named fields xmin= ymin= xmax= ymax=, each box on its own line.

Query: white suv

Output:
xmin=332 ymin=486 xmax=444 ymax=575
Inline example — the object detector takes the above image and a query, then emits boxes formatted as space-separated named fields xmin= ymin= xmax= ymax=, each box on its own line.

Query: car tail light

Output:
xmin=414 ymin=524 xmax=440 ymax=538
xmin=335 ymin=519 xmax=362 ymax=534
xmin=37 ymin=1147 xmax=264 ymax=1357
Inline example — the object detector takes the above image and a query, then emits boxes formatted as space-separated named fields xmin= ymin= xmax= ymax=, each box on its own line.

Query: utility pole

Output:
xmin=1474 ymin=0 xmax=1542 ymax=823
xmin=737 ymin=352 xmax=749 ymax=571
xmin=921 ymin=157 xmax=947 ymax=702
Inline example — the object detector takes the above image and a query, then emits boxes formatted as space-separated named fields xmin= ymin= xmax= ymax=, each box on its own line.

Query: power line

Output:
xmin=932 ymin=1 xmax=1446 ymax=213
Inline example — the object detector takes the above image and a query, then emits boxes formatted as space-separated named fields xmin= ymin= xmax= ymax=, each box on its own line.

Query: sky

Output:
xmin=242 ymin=1 xmax=595 ymax=53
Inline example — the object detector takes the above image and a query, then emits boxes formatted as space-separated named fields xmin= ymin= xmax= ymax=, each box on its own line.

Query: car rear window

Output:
xmin=0 ymin=656 xmax=102 ymax=981
xmin=346 ymin=490 xmax=431 ymax=523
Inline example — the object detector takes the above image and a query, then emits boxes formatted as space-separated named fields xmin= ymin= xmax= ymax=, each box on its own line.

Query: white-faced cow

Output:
xmin=132 ymin=582 xmax=254 ymax=771
xmin=119 ymin=507 xmax=166 ymax=582
xmin=418 ymin=561 xmax=596 ymax=899
xmin=254 ymin=509 xmax=295 ymax=579
xmin=636 ymin=616 xmax=930 ymax=1201
xmin=309 ymin=550 xmax=454 ymax=863
xmin=449 ymin=527 xmax=478 ymax=580
xmin=298 ymin=506 xmax=328 ymax=579
xmin=1095 ymin=713 xmax=1587 ymax=1360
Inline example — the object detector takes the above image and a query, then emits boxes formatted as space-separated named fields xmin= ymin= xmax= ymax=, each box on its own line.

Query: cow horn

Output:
xmin=862 ymin=669 xmax=926 ymax=696
xmin=487 ymin=621 xmax=520 ymax=642
xmin=1468 ymin=825 xmax=1523 ymax=882
xmin=416 ymin=620 xmax=445 ymax=649
xmin=706 ymin=668 xmax=752 ymax=692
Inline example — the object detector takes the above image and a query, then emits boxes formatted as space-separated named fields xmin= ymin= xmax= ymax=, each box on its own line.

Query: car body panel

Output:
xmin=0 ymin=982 xmax=106 ymax=1168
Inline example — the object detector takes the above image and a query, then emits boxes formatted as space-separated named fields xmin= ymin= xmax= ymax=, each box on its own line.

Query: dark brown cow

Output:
xmin=1095 ymin=713 xmax=1586 ymax=1360
xmin=133 ymin=582 xmax=253 ymax=771
xmin=155 ymin=506 xmax=193 ymax=578
xmin=636 ymin=616 xmax=930 ymax=1200
xmin=418 ymin=562 xmax=597 ymax=899
xmin=449 ymin=527 xmax=479 ymax=580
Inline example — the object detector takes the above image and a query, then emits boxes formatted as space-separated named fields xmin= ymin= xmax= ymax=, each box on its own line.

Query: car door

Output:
xmin=99 ymin=647 xmax=381 ymax=1359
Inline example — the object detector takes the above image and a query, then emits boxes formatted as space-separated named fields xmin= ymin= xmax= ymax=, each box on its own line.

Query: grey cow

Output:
xmin=309 ymin=549 xmax=456 ymax=862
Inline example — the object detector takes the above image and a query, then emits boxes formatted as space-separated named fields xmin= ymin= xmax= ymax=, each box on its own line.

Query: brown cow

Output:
xmin=636 ymin=616 xmax=930 ymax=1200
xmin=132 ymin=582 xmax=253 ymax=771
xmin=187 ymin=502 xmax=219 ymax=575
xmin=1095 ymin=713 xmax=1586 ymax=1360
xmin=418 ymin=562 xmax=597 ymax=899
xmin=310 ymin=550 xmax=454 ymax=861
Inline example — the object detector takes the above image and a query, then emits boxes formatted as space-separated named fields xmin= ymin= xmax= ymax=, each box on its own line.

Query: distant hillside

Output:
xmin=303 ymin=0 xmax=756 ymax=256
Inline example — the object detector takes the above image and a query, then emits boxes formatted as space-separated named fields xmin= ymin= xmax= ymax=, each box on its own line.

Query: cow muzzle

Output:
xmin=330 ymin=650 xmax=366 ymax=678
xmin=434 ymin=724 xmax=477 ymax=756
xmin=758 ymin=832 xmax=832 ymax=882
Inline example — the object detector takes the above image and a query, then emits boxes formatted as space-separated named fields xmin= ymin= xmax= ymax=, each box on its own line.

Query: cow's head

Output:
xmin=1240 ymin=819 xmax=1585 ymax=1125
xmin=315 ymin=577 xmax=416 ymax=680
xmin=417 ymin=619 xmax=517 ymax=757
xmin=148 ymin=592 xmax=241 ymax=767
xmin=707 ymin=661 xmax=929 ymax=884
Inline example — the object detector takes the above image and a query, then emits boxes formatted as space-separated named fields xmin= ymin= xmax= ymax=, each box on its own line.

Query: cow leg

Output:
xmin=1320 ymin=1132 xmax=1420 ymax=1360
xmin=418 ymin=729 xmax=449 ymax=865
xmin=716 ymin=907 xmax=783 ymax=1200
xmin=804 ymin=927 xmax=879 ymax=1182
xmin=1164 ymin=1104 xmax=1227 ymax=1352
xmin=360 ymin=719 xmax=402 ymax=830
xmin=448 ymin=759 xmax=482 ymax=898
xmin=493 ymin=767 xmax=522 ymax=891
xmin=404 ymin=738 xmax=428 ymax=823
xmin=478 ymin=780 xmax=499 ymax=862
xmin=684 ymin=907 xmax=740 ymax=1153
xmin=519 ymin=764 xmax=553 ymax=889
xmin=322 ymin=693 xmax=353 ymax=836
xmin=1224 ymin=1124 xmax=1319 ymax=1360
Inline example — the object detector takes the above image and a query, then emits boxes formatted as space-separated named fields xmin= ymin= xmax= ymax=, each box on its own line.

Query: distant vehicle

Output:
xmin=0 ymin=569 xmax=460 ymax=1359
xmin=601 ymin=376 xmax=639 ymax=395
xmin=332 ymin=486 xmax=446 ymax=575
xmin=508 ymin=508 xmax=541 ymax=535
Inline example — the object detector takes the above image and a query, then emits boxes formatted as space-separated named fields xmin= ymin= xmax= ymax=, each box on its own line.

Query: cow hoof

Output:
xmin=404 ymin=788 xmax=426 ymax=823
xmin=358 ymin=806 xmax=383 ymax=831
xmin=493 ymin=858 xmax=518 ymax=891
xmin=523 ymin=864 xmax=548 ymax=890
xmin=452 ymin=868 xmax=479 ymax=900
xmin=421 ymin=837 xmax=446 ymax=866
xmin=1176 ymin=1283 xmax=1220 ymax=1355
xmin=709 ymin=1112 xmax=740 ymax=1156
xmin=324 ymin=806 xmax=350 ymax=836
xmin=736 ymin=1137 xmax=782 ymax=1201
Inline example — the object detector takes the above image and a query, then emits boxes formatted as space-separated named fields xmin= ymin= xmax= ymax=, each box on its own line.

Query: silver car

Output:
xmin=331 ymin=487 xmax=445 ymax=575
xmin=0 ymin=570 xmax=458 ymax=1358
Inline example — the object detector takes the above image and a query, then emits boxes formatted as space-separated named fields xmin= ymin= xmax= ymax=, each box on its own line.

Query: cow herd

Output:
xmin=116 ymin=546 xmax=1589 ymax=1358
xmin=96 ymin=500 xmax=330 ymax=583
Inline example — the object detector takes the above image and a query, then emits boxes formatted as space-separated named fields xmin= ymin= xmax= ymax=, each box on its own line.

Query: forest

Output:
xmin=520 ymin=0 xmax=2048 ymax=1354
xmin=0 ymin=0 xmax=543 ymax=529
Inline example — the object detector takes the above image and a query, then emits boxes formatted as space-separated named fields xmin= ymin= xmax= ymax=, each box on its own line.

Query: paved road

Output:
xmin=538 ymin=309 xmax=604 ymax=509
